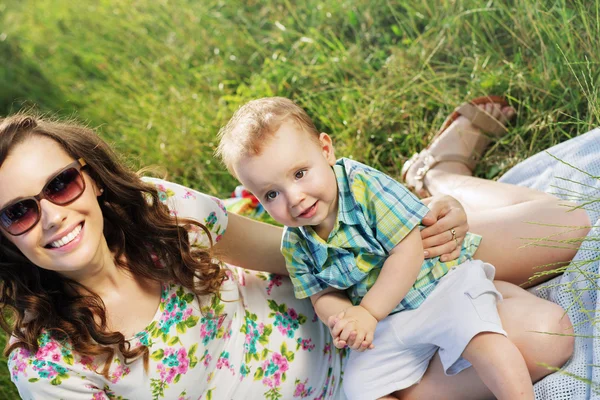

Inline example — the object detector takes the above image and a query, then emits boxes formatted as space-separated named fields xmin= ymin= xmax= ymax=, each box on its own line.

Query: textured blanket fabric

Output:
xmin=499 ymin=127 xmax=600 ymax=399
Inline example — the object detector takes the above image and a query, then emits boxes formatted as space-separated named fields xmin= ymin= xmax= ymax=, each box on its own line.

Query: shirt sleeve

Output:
xmin=142 ymin=177 xmax=228 ymax=248
xmin=281 ymin=228 xmax=328 ymax=299
xmin=350 ymin=166 xmax=429 ymax=252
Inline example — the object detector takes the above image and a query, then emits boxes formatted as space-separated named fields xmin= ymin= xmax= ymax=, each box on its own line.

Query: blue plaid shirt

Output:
xmin=281 ymin=158 xmax=482 ymax=313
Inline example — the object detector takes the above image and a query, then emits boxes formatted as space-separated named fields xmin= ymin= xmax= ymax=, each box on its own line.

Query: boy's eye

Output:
xmin=294 ymin=170 xmax=306 ymax=179
xmin=265 ymin=191 xmax=279 ymax=201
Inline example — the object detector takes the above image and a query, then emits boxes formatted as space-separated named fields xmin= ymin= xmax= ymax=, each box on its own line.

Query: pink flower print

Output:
xmin=201 ymin=350 xmax=213 ymax=367
xmin=213 ymin=197 xmax=228 ymax=216
xmin=262 ymin=376 xmax=275 ymax=389
xmin=157 ymin=347 xmax=189 ymax=384
xmin=288 ymin=308 xmax=298 ymax=319
xmin=109 ymin=362 xmax=131 ymax=384
xmin=272 ymin=353 xmax=289 ymax=373
xmin=294 ymin=382 xmax=305 ymax=397
xmin=9 ymin=352 xmax=29 ymax=381
xmin=294 ymin=378 xmax=315 ymax=398
xmin=36 ymin=341 xmax=57 ymax=360
xmin=216 ymin=351 xmax=235 ymax=374
xmin=183 ymin=190 xmax=196 ymax=199
xmin=266 ymin=274 xmax=283 ymax=295
xmin=323 ymin=343 xmax=334 ymax=361
xmin=224 ymin=269 xmax=234 ymax=281
xmin=260 ymin=351 xmax=289 ymax=389
xmin=80 ymin=356 xmax=93 ymax=365
xmin=296 ymin=338 xmax=315 ymax=351
xmin=223 ymin=320 xmax=233 ymax=340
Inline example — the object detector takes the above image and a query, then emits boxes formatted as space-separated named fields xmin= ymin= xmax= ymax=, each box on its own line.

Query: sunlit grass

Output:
xmin=1 ymin=0 xmax=599 ymax=397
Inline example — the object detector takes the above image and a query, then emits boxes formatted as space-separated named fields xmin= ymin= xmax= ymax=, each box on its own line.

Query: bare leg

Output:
xmin=395 ymin=282 xmax=574 ymax=400
xmin=462 ymin=332 xmax=534 ymax=399
xmin=428 ymin=170 xmax=589 ymax=285
xmin=410 ymin=108 xmax=590 ymax=285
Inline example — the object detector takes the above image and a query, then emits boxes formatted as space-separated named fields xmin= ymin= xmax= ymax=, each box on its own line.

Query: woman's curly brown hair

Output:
xmin=0 ymin=113 xmax=227 ymax=377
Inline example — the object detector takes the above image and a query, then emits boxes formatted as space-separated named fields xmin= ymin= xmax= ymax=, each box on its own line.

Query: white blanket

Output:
xmin=499 ymin=128 xmax=600 ymax=399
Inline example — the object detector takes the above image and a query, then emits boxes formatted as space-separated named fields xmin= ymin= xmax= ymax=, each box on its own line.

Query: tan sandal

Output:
xmin=401 ymin=95 xmax=514 ymax=197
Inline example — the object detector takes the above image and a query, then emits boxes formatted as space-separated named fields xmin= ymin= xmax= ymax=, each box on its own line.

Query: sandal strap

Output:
xmin=414 ymin=150 xmax=477 ymax=183
xmin=431 ymin=153 xmax=478 ymax=171
xmin=454 ymin=102 xmax=508 ymax=136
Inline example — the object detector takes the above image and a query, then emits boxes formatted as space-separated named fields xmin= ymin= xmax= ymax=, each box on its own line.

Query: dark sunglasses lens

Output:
xmin=44 ymin=168 xmax=85 ymax=204
xmin=0 ymin=199 xmax=39 ymax=235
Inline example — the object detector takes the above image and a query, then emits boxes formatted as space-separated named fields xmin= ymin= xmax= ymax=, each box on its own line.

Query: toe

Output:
xmin=477 ymin=103 xmax=515 ymax=124
xmin=502 ymin=105 xmax=516 ymax=121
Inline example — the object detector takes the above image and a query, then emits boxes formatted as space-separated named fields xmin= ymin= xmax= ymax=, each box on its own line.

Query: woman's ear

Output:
xmin=319 ymin=133 xmax=337 ymax=166
xmin=90 ymin=178 xmax=104 ymax=197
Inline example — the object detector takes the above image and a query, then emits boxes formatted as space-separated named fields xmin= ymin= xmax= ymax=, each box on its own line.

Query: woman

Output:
xmin=0 ymin=110 xmax=584 ymax=399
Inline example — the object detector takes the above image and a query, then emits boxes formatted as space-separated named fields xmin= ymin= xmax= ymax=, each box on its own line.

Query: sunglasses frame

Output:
xmin=0 ymin=158 xmax=88 ymax=236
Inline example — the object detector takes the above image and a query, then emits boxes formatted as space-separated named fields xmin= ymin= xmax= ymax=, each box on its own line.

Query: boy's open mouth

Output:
xmin=298 ymin=202 xmax=317 ymax=218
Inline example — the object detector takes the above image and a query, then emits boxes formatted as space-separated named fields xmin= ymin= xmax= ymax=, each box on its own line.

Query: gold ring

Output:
xmin=450 ymin=228 xmax=456 ymax=241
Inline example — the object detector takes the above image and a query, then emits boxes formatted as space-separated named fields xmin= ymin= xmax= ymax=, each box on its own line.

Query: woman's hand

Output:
xmin=420 ymin=195 xmax=468 ymax=262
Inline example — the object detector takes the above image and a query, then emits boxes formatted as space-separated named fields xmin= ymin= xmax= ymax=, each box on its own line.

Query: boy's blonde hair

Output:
xmin=216 ymin=97 xmax=320 ymax=176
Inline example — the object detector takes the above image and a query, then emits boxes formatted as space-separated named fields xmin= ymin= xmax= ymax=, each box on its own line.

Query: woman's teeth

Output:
xmin=49 ymin=224 xmax=82 ymax=248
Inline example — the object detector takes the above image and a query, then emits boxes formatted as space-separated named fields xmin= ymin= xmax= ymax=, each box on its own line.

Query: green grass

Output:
xmin=1 ymin=0 xmax=599 ymax=397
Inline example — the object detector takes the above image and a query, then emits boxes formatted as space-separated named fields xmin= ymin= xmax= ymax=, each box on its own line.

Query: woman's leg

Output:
xmin=429 ymin=169 xmax=590 ymax=285
xmin=395 ymin=281 xmax=574 ymax=400
xmin=406 ymin=106 xmax=590 ymax=285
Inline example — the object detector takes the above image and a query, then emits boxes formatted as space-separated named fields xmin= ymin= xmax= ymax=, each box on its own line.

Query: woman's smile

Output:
xmin=46 ymin=222 xmax=84 ymax=250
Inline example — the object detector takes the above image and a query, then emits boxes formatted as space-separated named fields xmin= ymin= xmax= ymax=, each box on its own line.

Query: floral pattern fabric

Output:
xmin=8 ymin=178 xmax=346 ymax=400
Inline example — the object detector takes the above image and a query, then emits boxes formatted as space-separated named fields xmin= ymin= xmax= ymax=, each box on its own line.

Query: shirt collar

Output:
xmin=295 ymin=160 xmax=363 ymax=242
xmin=333 ymin=161 xmax=362 ymax=227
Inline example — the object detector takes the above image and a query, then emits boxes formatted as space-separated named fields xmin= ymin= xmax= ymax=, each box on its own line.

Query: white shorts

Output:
xmin=343 ymin=260 xmax=506 ymax=400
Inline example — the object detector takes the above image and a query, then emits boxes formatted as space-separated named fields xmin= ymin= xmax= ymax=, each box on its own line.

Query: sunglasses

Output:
xmin=0 ymin=158 xmax=88 ymax=236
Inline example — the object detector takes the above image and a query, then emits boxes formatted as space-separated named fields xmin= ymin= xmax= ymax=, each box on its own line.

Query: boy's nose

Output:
xmin=288 ymin=190 xmax=306 ymax=208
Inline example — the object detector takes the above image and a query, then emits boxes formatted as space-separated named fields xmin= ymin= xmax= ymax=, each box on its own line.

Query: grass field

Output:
xmin=1 ymin=0 xmax=599 ymax=397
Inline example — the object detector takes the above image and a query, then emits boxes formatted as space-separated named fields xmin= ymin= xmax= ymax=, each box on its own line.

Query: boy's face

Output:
xmin=234 ymin=120 xmax=339 ymax=231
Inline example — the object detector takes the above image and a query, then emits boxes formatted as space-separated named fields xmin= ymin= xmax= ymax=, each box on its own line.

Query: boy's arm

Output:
xmin=310 ymin=287 xmax=353 ymax=325
xmin=329 ymin=227 xmax=424 ymax=351
xmin=311 ymin=288 xmax=367 ymax=349
xmin=360 ymin=227 xmax=424 ymax=321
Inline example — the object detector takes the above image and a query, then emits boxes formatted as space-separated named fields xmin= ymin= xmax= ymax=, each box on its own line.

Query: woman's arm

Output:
xmin=213 ymin=212 xmax=289 ymax=275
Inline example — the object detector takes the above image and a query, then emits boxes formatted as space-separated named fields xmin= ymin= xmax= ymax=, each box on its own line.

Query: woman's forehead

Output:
xmin=0 ymin=136 xmax=74 ymax=206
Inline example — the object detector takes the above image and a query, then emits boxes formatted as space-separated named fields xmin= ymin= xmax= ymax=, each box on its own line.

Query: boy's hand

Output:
xmin=327 ymin=311 xmax=348 ymax=349
xmin=330 ymin=306 xmax=377 ymax=351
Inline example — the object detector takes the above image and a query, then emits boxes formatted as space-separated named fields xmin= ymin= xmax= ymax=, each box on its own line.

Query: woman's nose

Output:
xmin=39 ymin=199 xmax=68 ymax=231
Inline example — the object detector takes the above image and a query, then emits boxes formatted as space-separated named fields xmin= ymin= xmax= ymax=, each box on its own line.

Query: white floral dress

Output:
xmin=8 ymin=178 xmax=347 ymax=400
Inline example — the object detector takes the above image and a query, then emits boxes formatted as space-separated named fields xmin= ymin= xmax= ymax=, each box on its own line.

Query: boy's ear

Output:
xmin=319 ymin=133 xmax=336 ymax=166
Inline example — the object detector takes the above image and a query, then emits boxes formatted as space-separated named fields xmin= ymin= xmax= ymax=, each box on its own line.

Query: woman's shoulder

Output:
xmin=142 ymin=177 xmax=229 ymax=247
